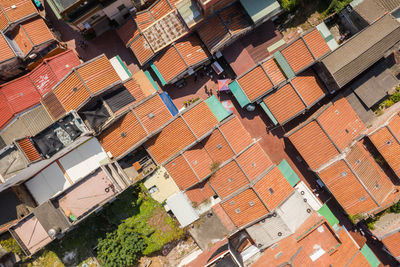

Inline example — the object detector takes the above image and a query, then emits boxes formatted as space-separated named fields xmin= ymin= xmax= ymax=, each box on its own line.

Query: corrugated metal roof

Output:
xmin=1 ymin=76 xmax=40 ymax=113
xmin=204 ymin=95 xmax=230 ymax=122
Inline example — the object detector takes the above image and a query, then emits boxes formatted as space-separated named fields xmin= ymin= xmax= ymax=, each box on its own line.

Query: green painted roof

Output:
xmin=229 ymin=80 xmax=250 ymax=108
xmin=318 ymin=204 xmax=339 ymax=228
xmin=150 ymin=62 xmax=166 ymax=86
xmin=274 ymin=51 xmax=295 ymax=79
xmin=144 ymin=70 xmax=160 ymax=91
xmin=116 ymin=55 xmax=132 ymax=78
xmin=278 ymin=159 xmax=300 ymax=186
xmin=360 ymin=244 xmax=380 ymax=267
xmin=205 ymin=96 xmax=230 ymax=122
xmin=240 ymin=0 xmax=281 ymax=24
xmin=260 ymin=102 xmax=278 ymax=125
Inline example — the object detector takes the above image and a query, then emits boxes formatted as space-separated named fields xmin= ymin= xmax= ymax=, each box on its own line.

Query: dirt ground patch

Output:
xmin=148 ymin=207 xmax=172 ymax=232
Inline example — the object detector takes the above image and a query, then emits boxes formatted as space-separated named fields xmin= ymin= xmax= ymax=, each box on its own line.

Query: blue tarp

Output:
xmin=160 ymin=92 xmax=178 ymax=116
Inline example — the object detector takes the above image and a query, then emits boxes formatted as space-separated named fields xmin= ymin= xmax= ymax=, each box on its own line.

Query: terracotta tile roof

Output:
xmin=221 ymin=189 xmax=268 ymax=227
xmin=98 ymin=112 xmax=147 ymax=158
xmin=291 ymin=70 xmax=325 ymax=106
xmin=182 ymin=101 xmax=218 ymax=137
xmin=20 ymin=17 xmax=54 ymax=46
xmin=183 ymin=143 xmax=213 ymax=179
xmin=181 ymin=239 xmax=228 ymax=267
xmin=153 ymin=35 xmax=209 ymax=84
xmin=40 ymin=91 xmax=65 ymax=120
xmin=201 ymin=129 xmax=234 ymax=163
xmin=281 ymin=38 xmax=314 ymax=73
xmin=329 ymin=228 xmax=362 ymax=265
xmin=135 ymin=11 xmax=154 ymax=30
xmin=253 ymin=167 xmax=293 ymax=211
xmin=123 ymin=79 xmax=146 ymax=102
xmin=209 ymin=160 xmax=249 ymax=199
xmin=52 ymin=71 xmax=89 ymax=111
xmin=303 ymin=29 xmax=330 ymax=59
xmin=197 ymin=2 xmax=251 ymax=53
xmin=218 ymin=3 xmax=251 ymax=34
xmin=318 ymin=160 xmax=378 ymax=215
xmin=0 ymin=33 xmax=15 ymax=62
xmin=12 ymin=25 xmax=32 ymax=55
xmin=316 ymin=97 xmax=364 ymax=151
xmin=76 ymin=55 xmax=120 ymax=94
xmin=236 ymin=143 xmax=273 ymax=181
xmin=116 ymin=18 xmax=139 ymax=45
xmin=165 ymin=154 xmax=198 ymax=190
xmin=0 ymin=8 xmax=8 ymax=30
xmin=153 ymin=45 xmax=186 ymax=84
xmin=17 ymin=137 xmax=40 ymax=162
xmin=146 ymin=117 xmax=196 ymax=163
xmin=369 ymin=113 xmax=400 ymax=178
xmin=186 ymin=181 xmax=215 ymax=205
xmin=263 ymin=83 xmax=306 ymax=124
xmin=382 ymin=231 xmax=400 ymax=259
xmin=346 ymin=141 xmax=393 ymax=205
xmin=219 ymin=117 xmax=253 ymax=154
xmin=134 ymin=94 xmax=172 ymax=134
xmin=261 ymin=58 xmax=286 ymax=85
xmin=238 ymin=66 xmax=273 ymax=102
xmin=0 ymin=93 xmax=14 ymax=128
xmin=0 ymin=0 xmax=37 ymax=28
xmin=1 ymin=75 xmax=40 ymax=113
xmin=197 ymin=16 xmax=229 ymax=53
xmin=174 ymin=35 xmax=210 ymax=66
xmin=288 ymin=120 xmax=339 ymax=170
xmin=347 ymin=251 xmax=371 ymax=266
xmin=128 ymin=35 xmax=155 ymax=65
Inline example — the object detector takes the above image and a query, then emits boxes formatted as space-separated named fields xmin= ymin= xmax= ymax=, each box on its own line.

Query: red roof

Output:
xmin=0 ymin=50 xmax=80 ymax=130
xmin=281 ymin=38 xmax=314 ymax=73
xmin=303 ymin=29 xmax=330 ymax=59
xmin=0 ymin=93 xmax=14 ymax=129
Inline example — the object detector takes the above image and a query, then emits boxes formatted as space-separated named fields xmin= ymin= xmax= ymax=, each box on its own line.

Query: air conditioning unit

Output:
xmin=28 ymin=53 xmax=37 ymax=59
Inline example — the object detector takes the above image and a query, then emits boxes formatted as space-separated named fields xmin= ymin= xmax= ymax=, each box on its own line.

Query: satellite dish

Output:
xmin=48 ymin=227 xmax=61 ymax=239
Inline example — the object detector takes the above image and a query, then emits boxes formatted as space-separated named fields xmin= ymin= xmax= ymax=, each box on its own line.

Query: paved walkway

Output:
xmin=42 ymin=1 xmax=140 ymax=74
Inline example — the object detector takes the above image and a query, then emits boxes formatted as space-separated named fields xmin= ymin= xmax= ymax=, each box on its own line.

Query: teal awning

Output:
xmin=274 ymin=51 xmax=295 ymax=79
xmin=318 ymin=204 xmax=339 ymax=228
xmin=240 ymin=0 xmax=281 ymax=24
xmin=150 ymin=62 xmax=166 ymax=86
xmin=205 ymin=96 xmax=230 ymax=122
xmin=229 ymin=80 xmax=250 ymax=108
xmin=360 ymin=245 xmax=380 ymax=267
xmin=260 ymin=102 xmax=278 ymax=125
xmin=278 ymin=159 xmax=300 ymax=186
xmin=144 ymin=70 xmax=160 ymax=91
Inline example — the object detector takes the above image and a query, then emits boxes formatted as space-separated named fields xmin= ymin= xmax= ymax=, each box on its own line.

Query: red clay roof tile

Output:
xmin=281 ymin=38 xmax=314 ymax=73
xmin=263 ymin=83 xmax=306 ymax=124
xmin=165 ymin=154 xmax=199 ymax=190
xmin=303 ymin=29 xmax=330 ymax=59
xmin=17 ymin=137 xmax=40 ymax=162
xmin=236 ymin=143 xmax=273 ymax=181
xmin=238 ymin=66 xmax=273 ymax=102
xmin=291 ymin=70 xmax=325 ymax=106
xmin=261 ymin=58 xmax=286 ymax=85
xmin=219 ymin=117 xmax=253 ymax=154
xmin=182 ymin=101 xmax=218 ymax=137
xmin=186 ymin=181 xmax=215 ymax=205
xmin=209 ymin=160 xmax=248 ymax=199
xmin=183 ymin=143 xmax=213 ymax=179
xmin=201 ymin=129 xmax=234 ymax=164
xmin=221 ymin=189 xmax=268 ymax=227
xmin=382 ymin=231 xmax=400 ymax=259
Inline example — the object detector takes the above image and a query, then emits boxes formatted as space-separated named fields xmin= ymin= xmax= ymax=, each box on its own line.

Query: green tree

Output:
xmin=97 ymin=223 xmax=147 ymax=267
xmin=281 ymin=0 xmax=302 ymax=11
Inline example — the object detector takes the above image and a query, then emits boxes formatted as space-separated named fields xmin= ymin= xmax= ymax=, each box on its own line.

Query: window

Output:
xmin=249 ymin=201 xmax=255 ymax=206
xmin=341 ymin=171 xmax=347 ymax=177
xmin=387 ymin=140 xmax=392 ymax=145
xmin=345 ymin=129 xmax=349 ymax=133
xmin=235 ymin=208 xmax=241 ymax=214
xmin=269 ymin=188 xmax=274 ymax=194
xmin=252 ymin=162 xmax=256 ymax=167
xmin=148 ymin=113 xmax=155 ymax=119
xmin=149 ymin=186 xmax=159 ymax=194
xmin=193 ymin=160 xmax=198 ymax=165
xmin=230 ymin=200 xmax=235 ymax=205
xmin=228 ymin=178 xmax=233 ymax=182
xmin=356 ymin=159 xmax=361 ymax=164
xmin=217 ymin=144 xmax=222 ymax=150
xmin=360 ymin=196 xmax=366 ymax=202
xmin=375 ymin=183 xmax=380 ymax=189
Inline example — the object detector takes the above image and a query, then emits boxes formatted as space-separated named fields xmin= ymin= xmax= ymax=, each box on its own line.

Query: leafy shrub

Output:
xmin=390 ymin=201 xmax=400 ymax=214
xmin=281 ymin=0 xmax=302 ymax=11
xmin=0 ymin=238 xmax=22 ymax=256
xmin=97 ymin=224 xmax=147 ymax=267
